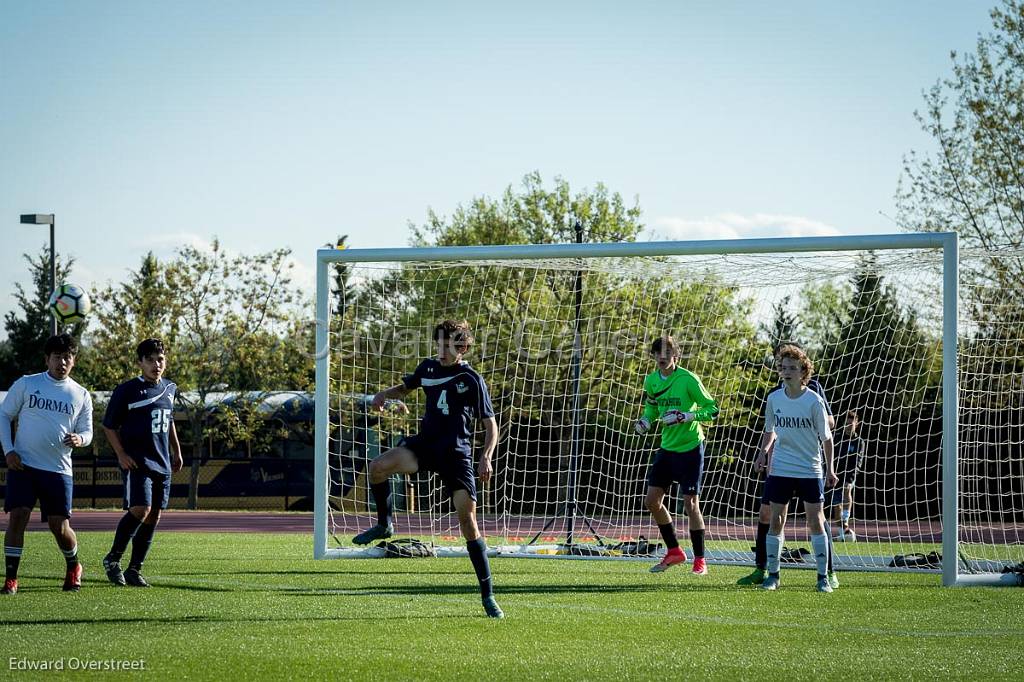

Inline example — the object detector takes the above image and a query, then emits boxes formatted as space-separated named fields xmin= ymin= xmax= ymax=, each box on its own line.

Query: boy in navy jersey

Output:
xmin=1 ymin=334 xmax=93 ymax=594
xmin=827 ymin=410 xmax=863 ymax=540
xmin=101 ymin=339 xmax=182 ymax=587
xmin=351 ymin=320 xmax=502 ymax=618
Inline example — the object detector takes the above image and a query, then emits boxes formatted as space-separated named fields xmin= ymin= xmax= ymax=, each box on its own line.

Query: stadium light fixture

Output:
xmin=20 ymin=213 xmax=57 ymax=336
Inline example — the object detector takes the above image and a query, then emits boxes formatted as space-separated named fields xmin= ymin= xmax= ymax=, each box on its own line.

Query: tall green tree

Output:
xmin=759 ymin=295 xmax=801 ymax=350
xmin=815 ymin=255 xmax=937 ymax=417
xmin=339 ymin=174 xmax=763 ymax=514
xmin=896 ymin=0 xmax=1024 ymax=412
xmin=164 ymin=240 xmax=310 ymax=508
xmin=898 ymin=0 xmax=1024 ymax=255
xmin=75 ymin=252 xmax=178 ymax=391
xmin=1 ymin=247 xmax=77 ymax=389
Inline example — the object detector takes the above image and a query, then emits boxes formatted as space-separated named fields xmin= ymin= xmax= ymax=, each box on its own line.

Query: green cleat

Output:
xmin=827 ymin=571 xmax=839 ymax=590
xmin=737 ymin=568 xmax=765 ymax=586
xmin=352 ymin=523 xmax=394 ymax=545
xmin=483 ymin=596 xmax=504 ymax=619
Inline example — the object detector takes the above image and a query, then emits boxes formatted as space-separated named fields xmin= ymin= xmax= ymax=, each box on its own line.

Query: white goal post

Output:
xmin=314 ymin=232 xmax=1024 ymax=587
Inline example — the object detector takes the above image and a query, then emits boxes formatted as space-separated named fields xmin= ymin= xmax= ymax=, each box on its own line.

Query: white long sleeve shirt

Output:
xmin=0 ymin=372 xmax=93 ymax=476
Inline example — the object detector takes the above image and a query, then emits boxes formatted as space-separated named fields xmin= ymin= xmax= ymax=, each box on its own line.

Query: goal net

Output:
xmin=314 ymin=234 xmax=1024 ymax=586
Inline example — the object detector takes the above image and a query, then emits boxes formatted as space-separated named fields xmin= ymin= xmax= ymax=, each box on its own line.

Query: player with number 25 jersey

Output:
xmin=103 ymin=375 xmax=177 ymax=476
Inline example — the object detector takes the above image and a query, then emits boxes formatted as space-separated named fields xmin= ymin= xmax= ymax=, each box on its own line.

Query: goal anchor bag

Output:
xmin=377 ymin=538 xmax=435 ymax=558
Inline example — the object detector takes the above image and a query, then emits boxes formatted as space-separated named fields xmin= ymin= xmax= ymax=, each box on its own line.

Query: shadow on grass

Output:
xmin=0 ymin=612 xmax=463 ymax=626
xmin=283 ymin=581 xmax=742 ymax=597
xmin=160 ymin=569 xmax=464 ymax=577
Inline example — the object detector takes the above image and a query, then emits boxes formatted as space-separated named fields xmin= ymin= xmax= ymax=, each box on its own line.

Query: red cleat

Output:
xmin=692 ymin=557 xmax=708 ymax=575
xmin=650 ymin=548 xmax=687 ymax=573
xmin=63 ymin=563 xmax=82 ymax=592
xmin=1 ymin=579 xmax=17 ymax=595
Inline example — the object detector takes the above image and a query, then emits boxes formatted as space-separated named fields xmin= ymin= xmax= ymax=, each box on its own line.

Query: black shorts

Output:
xmin=645 ymin=444 xmax=704 ymax=495
xmin=123 ymin=466 xmax=171 ymax=510
xmin=764 ymin=475 xmax=824 ymax=506
xmin=4 ymin=465 xmax=73 ymax=521
xmin=400 ymin=435 xmax=477 ymax=501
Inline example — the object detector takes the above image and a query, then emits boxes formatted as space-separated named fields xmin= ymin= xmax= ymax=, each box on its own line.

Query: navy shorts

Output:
xmin=123 ymin=467 xmax=171 ymax=510
xmin=400 ymin=435 xmax=477 ymax=501
xmin=3 ymin=465 xmax=73 ymax=520
xmin=827 ymin=476 xmax=856 ymax=506
xmin=764 ymin=476 xmax=824 ymax=506
xmin=645 ymin=444 xmax=704 ymax=495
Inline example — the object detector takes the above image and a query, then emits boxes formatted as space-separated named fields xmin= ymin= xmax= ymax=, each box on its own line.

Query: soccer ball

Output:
xmin=48 ymin=284 xmax=91 ymax=324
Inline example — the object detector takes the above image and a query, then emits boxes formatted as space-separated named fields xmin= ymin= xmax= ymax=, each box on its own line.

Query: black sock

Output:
xmin=690 ymin=528 xmax=706 ymax=558
xmin=756 ymin=522 xmax=770 ymax=570
xmin=4 ymin=546 xmax=22 ymax=581
xmin=62 ymin=545 xmax=79 ymax=570
xmin=371 ymin=481 xmax=393 ymax=527
xmin=108 ymin=512 xmax=143 ymax=562
xmin=128 ymin=523 xmax=156 ymax=572
xmin=657 ymin=522 xmax=680 ymax=550
xmin=466 ymin=537 xmax=493 ymax=599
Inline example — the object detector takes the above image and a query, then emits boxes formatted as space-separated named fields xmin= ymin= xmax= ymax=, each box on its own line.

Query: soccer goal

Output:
xmin=314 ymin=232 xmax=1024 ymax=587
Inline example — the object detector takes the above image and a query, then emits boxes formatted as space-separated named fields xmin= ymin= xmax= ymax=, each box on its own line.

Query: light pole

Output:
xmin=20 ymin=213 xmax=57 ymax=336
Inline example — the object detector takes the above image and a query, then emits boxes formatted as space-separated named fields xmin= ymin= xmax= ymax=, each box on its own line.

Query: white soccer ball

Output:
xmin=844 ymin=529 xmax=856 ymax=542
xmin=48 ymin=283 xmax=91 ymax=324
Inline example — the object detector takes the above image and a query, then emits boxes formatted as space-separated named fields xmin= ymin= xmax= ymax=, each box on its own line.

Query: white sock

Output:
xmin=811 ymin=533 xmax=829 ymax=576
xmin=766 ymin=533 xmax=783 ymax=574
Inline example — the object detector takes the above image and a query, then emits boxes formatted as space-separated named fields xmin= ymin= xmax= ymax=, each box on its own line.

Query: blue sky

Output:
xmin=0 ymin=1 xmax=995 ymax=334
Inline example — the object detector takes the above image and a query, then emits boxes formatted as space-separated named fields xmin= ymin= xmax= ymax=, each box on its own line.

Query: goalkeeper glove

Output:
xmin=662 ymin=410 xmax=694 ymax=426
xmin=634 ymin=418 xmax=651 ymax=434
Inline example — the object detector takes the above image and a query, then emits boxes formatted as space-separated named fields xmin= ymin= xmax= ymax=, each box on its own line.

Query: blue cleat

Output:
xmin=483 ymin=596 xmax=504 ymax=619
xmin=760 ymin=574 xmax=780 ymax=591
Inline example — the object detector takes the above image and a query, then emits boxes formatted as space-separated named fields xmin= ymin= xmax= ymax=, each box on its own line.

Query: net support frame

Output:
xmin=312 ymin=232 xmax=994 ymax=586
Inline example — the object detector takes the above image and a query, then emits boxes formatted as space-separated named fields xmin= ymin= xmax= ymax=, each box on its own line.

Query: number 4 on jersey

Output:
xmin=437 ymin=389 xmax=449 ymax=415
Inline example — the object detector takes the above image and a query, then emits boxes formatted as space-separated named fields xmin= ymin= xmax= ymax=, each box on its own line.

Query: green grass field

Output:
xmin=2 ymin=532 xmax=1023 ymax=680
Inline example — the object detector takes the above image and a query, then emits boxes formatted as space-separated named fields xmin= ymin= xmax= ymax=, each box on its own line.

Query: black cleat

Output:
xmin=123 ymin=568 xmax=150 ymax=588
xmin=352 ymin=523 xmax=394 ymax=545
xmin=103 ymin=556 xmax=126 ymax=587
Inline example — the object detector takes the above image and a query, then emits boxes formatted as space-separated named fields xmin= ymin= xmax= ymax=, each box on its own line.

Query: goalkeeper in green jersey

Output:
xmin=634 ymin=336 xmax=719 ymax=575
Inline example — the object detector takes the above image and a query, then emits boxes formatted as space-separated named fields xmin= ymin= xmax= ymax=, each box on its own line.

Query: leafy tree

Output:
xmin=898 ymin=0 xmax=1024 ymax=256
xmin=75 ymin=252 xmax=178 ymax=391
xmin=327 ymin=235 xmax=356 ymax=318
xmin=164 ymin=240 xmax=310 ymax=507
xmin=759 ymin=295 xmax=801 ymax=351
xmin=1 ymin=247 xmax=77 ymax=389
xmin=896 ymin=0 xmax=1024 ymax=410
xmin=340 ymin=173 xmax=763 ymax=513
xmin=815 ymin=255 xmax=938 ymax=416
